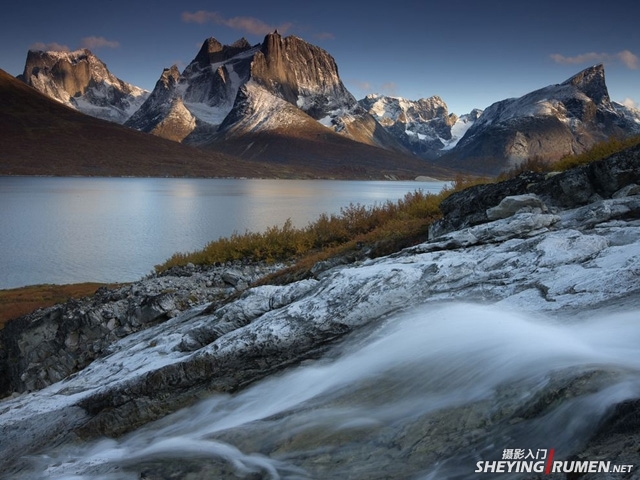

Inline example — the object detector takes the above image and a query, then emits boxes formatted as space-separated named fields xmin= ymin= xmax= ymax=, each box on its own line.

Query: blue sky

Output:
xmin=1 ymin=0 xmax=638 ymax=115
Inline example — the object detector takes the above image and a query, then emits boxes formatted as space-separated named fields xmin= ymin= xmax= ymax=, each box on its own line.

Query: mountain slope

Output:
xmin=202 ymin=80 xmax=450 ymax=178
xmin=1 ymin=69 xmax=445 ymax=179
xmin=18 ymin=49 xmax=149 ymax=124
xmin=0 ymin=69 xmax=290 ymax=178
xmin=439 ymin=64 xmax=640 ymax=175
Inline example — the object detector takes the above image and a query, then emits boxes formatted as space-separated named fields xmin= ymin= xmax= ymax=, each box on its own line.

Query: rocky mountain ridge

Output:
xmin=126 ymin=32 xmax=402 ymax=152
xmin=439 ymin=64 xmax=640 ymax=174
xmin=15 ymin=37 xmax=640 ymax=177
xmin=18 ymin=49 xmax=149 ymax=124
xmin=359 ymin=93 xmax=483 ymax=159
xmin=1 ymin=145 xmax=639 ymax=478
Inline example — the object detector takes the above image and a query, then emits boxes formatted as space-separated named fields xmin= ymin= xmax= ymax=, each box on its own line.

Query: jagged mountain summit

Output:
xmin=359 ymin=94 xmax=483 ymax=159
xmin=125 ymin=38 xmax=256 ymax=142
xmin=18 ymin=49 xmax=149 ymax=124
xmin=439 ymin=64 xmax=640 ymax=175
xmin=127 ymin=32 xmax=405 ymax=154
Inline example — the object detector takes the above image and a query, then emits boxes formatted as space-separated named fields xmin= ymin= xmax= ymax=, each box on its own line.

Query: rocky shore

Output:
xmin=1 ymin=146 xmax=640 ymax=479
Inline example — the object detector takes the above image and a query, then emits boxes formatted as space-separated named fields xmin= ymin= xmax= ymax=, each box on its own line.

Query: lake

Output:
xmin=0 ymin=177 xmax=446 ymax=289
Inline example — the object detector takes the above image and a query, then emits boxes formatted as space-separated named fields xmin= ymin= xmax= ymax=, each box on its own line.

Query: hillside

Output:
xmin=1 ymin=69 xmax=449 ymax=179
xmin=0 ymin=69 xmax=288 ymax=177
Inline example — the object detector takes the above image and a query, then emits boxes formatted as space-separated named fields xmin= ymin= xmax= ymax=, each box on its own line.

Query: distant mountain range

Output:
xmin=1 ymin=66 xmax=441 ymax=179
xmin=9 ymin=32 xmax=640 ymax=176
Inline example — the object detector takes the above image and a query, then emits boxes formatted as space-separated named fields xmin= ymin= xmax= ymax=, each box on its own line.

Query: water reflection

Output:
xmin=0 ymin=177 xmax=445 ymax=289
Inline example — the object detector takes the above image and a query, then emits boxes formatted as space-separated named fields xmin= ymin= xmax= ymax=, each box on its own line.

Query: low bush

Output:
xmin=552 ymin=135 xmax=640 ymax=171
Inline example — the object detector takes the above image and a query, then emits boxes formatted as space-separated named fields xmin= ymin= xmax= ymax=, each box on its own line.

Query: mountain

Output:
xmin=1 ymin=69 xmax=447 ymax=179
xmin=613 ymin=100 xmax=640 ymax=126
xmin=0 ymin=68 xmax=294 ymax=178
xmin=438 ymin=64 xmax=640 ymax=175
xmin=18 ymin=49 xmax=149 ymax=124
xmin=129 ymin=33 xmax=398 ymax=148
xmin=125 ymin=32 xmax=434 ymax=177
xmin=125 ymin=38 xmax=256 ymax=141
xmin=359 ymin=94 xmax=483 ymax=159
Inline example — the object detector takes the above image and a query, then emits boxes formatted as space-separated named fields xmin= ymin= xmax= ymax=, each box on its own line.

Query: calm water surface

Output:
xmin=0 ymin=177 xmax=446 ymax=289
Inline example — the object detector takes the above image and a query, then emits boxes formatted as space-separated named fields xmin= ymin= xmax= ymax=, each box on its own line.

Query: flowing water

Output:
xmin=16 ymin=303 xmax=640 ymax=479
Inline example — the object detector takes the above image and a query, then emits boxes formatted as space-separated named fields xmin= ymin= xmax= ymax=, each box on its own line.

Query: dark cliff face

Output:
xmin=562 ymin=63 xmax=609 ymax=106
xmin=193 ymin=37 xmax=253 ymax=66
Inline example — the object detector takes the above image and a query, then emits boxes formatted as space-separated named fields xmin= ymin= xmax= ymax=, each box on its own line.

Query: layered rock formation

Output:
xmin=1 ymin=147 xmax=640 ymax=479
xmin=19 ymin=49 xmax=148 ymax=123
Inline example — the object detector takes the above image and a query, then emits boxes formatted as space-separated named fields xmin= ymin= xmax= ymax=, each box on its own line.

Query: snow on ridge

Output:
xmin=441 ymin=116 xmax=476 ymax=150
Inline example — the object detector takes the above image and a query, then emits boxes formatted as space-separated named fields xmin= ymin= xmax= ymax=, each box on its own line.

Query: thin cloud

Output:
xmin=182 ymin=10 xmax=291 ymax=36
xmin=30 ymin=42 xmax=70 ymax=52
xmin=380 ymin=82 xmax=398 ymax=96
xmin=621 ymin=97 xmax=638 ymax=109
xmin=80 ymin=36 xmax=120 ymax=50
xmin=350 ymin=80 xmax=373 ymax=92
xmin=550 ymin=50 xmax=639 ymax=70
xmin=617 ymin=50 xmax=639 ymax=70
xmin=550 ymin=52 xmax=608 ymax=65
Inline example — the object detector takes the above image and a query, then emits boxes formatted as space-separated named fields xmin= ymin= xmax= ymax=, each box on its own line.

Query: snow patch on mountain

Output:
xmin=613 ymin=101 xmax=640 ymax=125
xmin=220 ymin=80 xmax=319 ymax=136
xmin=359 ymin=94 xmax=479 ymax=158
xmin=441 ymin=109 xmax=483 ymax=151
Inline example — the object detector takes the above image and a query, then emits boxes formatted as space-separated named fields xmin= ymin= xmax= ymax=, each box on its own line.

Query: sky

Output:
xmin=1 ymin=0 xmax=638 ymax=115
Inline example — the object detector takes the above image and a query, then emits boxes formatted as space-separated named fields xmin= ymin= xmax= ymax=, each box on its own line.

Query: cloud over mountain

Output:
xmin=550 ymin=50 xmax=639 ymax=69
xmin=181 ymin=10 xmax=292 ymax=36
xmin=80 ymin=36 xmax=120 ymax=50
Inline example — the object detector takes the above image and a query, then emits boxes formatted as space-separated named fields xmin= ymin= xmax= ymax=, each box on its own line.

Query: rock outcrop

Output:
xmin=431 ymin=142 xmax=640 ymax=238
xmin=0 ymin=262 xmax=280 ymax=397
xmin=1 ymin=147 xmax=640 ymax=479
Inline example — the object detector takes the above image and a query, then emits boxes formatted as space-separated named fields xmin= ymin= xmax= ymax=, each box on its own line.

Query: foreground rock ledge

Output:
xmin=1 ymin=148 xmax=640 ymax=478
